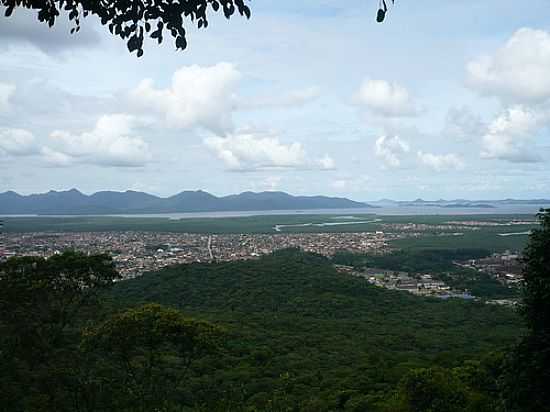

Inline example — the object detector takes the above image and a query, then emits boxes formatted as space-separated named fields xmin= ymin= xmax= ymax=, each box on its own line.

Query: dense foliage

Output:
xmin=107 ymin=248 xmax=521 ymax=410
xmin=500 ymin=209 xmax=550 ymax=411
xmin=0 ymin=1 xmax=396 ymax=56
xmin=1 ymin=0 xmax=251 ymax=56
xmin=5 ymin=234 xmax=550 ymax=410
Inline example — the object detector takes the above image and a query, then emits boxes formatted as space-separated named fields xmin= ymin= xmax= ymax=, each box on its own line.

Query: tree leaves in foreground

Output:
xmin=0 ymin=0 xmax=397 ymax=56
xmin=0 ymin=0 xmax=252 ymax=56
xmin=501 ymin=209 xmax=550 ymax=412
xmin=0 ymin=251 xmax=119 ymax=412
xmin=82 ymin=304 xmax=224 ymax=411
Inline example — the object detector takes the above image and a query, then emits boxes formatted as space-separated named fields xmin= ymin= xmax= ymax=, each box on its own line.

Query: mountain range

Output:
xmin=0 ymin=189 xmax=371 ymax=215
xmin=369 ymin=198 xmax=550 ymax=208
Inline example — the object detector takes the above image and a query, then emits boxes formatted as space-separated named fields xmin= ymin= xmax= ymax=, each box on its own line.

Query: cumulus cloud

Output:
xmin=467 ymin=28 xmax=550 ymax=103
xmin=317 ymin=154 xmax=336 ymax=170
xmin=417 ymin=151 xmax=464 ymax=171
xmin=0 ymin=128 xmax=37 ymax=156
xmin=354 ymin=79 xmax=420 ymax=117
xmin=481 ymin=105 xmax=546 ymax=162
xmin=204 ymin=129 xmax=334 ymax=171
xmin=0 ymin=83 xmax=16 ymax=112
xmin=443 ymin=106 xmax=485 ymax=141
xmin=375 ymin=135 xmax=410 ymax=168
xmin=47 ymin=114 xmax=152 ymax=167
xmin=130 ymin=63 xmax=240 ymax=135
xmin=40 ymin=146 xmax=74 ymax=167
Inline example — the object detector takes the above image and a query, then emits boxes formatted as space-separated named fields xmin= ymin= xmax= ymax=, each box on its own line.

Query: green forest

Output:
xmin=1 ymin=210 xmax=549 ymax=411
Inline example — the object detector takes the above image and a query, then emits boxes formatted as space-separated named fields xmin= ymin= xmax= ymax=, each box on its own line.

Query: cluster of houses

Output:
xmin=334 ymin=265 xmax=465 ymax=298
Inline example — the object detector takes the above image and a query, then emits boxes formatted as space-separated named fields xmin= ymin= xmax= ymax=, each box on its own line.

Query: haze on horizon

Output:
xmin=1 ymin=0 xmax=549 ymax=201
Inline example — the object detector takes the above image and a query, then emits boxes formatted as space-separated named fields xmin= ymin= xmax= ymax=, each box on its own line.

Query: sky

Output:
xmin=0 ymin=0 xmax=549 ymax=200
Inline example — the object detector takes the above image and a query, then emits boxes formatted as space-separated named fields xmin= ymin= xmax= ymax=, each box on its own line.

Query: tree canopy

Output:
xmin=501 ymin=209 xmax=550 ymax=412
xmin=1 ymin=0 xmax=252 ymax=56
xmin=1 ymin=0 xmax=394 ymax=56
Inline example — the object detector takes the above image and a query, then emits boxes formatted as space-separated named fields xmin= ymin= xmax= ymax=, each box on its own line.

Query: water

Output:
xmin=1 ymin=204 xmax=548 ymax=219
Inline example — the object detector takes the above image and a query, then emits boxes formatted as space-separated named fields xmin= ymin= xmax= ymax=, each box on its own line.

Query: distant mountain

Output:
xmin=0 ymin=189 xmax=371 ymax=215
xmin=367 ymin=199 xmax=550 ymax=208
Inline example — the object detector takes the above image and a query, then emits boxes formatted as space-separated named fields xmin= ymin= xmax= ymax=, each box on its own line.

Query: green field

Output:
xmin=1 ymin=213 xmax=539 ymax=252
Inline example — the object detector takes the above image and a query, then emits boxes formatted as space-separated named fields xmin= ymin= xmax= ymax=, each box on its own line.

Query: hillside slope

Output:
xmin=108 ymin=250 xmax=522 ymax=408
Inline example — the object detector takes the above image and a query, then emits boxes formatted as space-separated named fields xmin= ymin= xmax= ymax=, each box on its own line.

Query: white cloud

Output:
xmin=417 ymin=151 xmax=464 ymax=171
xmin=317 ymin=154 xmax=336 ymax=170
xmin=481 ymin=105 xmax=546 ymax=162
xmin=130 ymin=63 xmax=240 ymax=135
xmin=354 ymin=79 xmax=420 ymax=117
xmin=467 ymin=28 xmax=550 ymax=103
xmin=259 ymin=176 xmax=283 ymax=191
xmin=204 ymin=129 xmax=333 ymax=171
xmin=0 ymin=83 xmax=16 ymax=112
xmin=40 ymin=146 xmax=74 ymax=167
xmin=0 ymin=128 xmax=37 ymax=156
xmin=48 ymin=114 xmax=152 ymax=167
xmin=443 ymin=106 xmax=485 ymax=141
xmin=375 ymin=135 xmax=410 ymax=168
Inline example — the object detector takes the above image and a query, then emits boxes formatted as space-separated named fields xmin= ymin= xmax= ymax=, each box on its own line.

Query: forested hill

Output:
xmin=108 ymin=249 xmax=522 ymax=410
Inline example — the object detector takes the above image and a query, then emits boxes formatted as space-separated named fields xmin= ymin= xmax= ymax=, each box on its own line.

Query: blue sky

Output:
xmin=0 ymin=0 xmax=549 ymax=200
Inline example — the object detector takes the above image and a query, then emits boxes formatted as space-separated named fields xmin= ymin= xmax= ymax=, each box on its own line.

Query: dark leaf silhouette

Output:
xmin=1 ymin=1 xmax=395 ymax=56
xmin=377 ymin=8 xmax=386 ymax=22
xmin=0 ymin=0 xmax=252 ymax=57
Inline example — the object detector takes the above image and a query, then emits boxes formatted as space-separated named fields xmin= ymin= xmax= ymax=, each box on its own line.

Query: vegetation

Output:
xmin=1 ymin=0 xmax=251 ymax=56
xmin=0 ymin=0 xmax=394 ymax=56
xmin=1 ymin=210 xmax=549 ymax=410
xmin=500 ymin=209 xmax=550 ymax=411
xmin=0 ymin=248 xmax=522 ymax=411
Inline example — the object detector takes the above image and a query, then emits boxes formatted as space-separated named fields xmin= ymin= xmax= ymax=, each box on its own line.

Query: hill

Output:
xmin=0 ymin=189 xmax=370 ymax=215
xmin=108 ymin=249 xmax=522 ymax=409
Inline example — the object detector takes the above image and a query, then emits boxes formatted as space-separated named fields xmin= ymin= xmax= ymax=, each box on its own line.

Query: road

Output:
xmin=207 ymin=235 xmax=214 ymax=261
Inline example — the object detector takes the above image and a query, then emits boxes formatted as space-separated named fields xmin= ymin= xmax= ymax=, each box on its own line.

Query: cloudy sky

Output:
xmin=0 ymin=0 xmax=549 ymax=200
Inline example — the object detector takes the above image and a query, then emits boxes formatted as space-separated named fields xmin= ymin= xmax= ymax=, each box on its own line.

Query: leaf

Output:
xmin=175 ymin=35 xmax=187 ymax=50
xmin=127 ymin=34 xmax=139 ymax=52
xmin=376 ymin=8 xmax=386 ymax=23
xmin=137 ymin=49 xmax=144 ymax=58
xmin=5 ymin=6 xmax=14 ymax=17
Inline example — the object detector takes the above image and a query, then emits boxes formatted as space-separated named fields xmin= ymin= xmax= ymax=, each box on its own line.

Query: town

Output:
xmin=0 ymin=231 xmax=396 ymax=279
xmin=0 ymin=229 xmax=523 ymax=304
xmin=335 ymin=249 xmax=523 ymax=304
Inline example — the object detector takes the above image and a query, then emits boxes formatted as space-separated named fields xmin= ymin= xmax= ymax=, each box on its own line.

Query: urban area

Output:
xmin=0 ymin=220 xmax=524 ymax=304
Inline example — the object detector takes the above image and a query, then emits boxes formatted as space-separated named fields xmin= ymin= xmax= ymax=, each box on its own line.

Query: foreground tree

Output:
xmin=0 ymin=251 xmax=119 ymax=412
xmin=0 ymin=0 xmax=394 ymax=56
xmin=501 ymin=209 xmax=550 ymax=412
xmin=1 ymin=0 xmax=252 ymax=56
xmin=81 ymin=303 xmax=224 ymax=411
